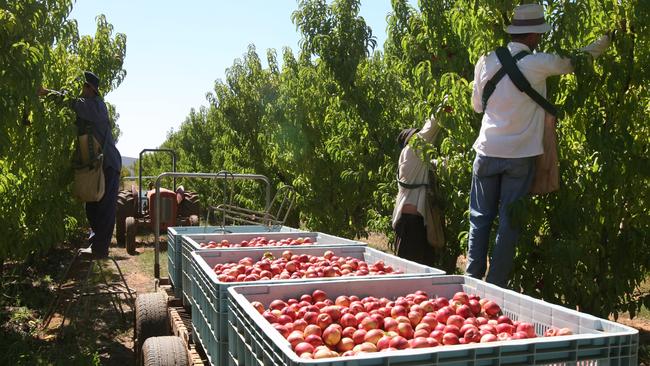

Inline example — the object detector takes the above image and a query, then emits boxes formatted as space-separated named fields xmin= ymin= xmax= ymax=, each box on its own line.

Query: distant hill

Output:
xmin=122 ymin=156 xmax=137 ymax=175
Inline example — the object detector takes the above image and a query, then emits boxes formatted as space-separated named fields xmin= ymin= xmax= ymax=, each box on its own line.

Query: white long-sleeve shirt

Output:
xmin=391 ymin=116 xmax=440 ymax=228
xmin=471 ymin=42 xmax=574 ymax=158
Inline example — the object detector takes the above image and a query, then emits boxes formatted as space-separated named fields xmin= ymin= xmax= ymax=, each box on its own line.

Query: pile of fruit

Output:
xmin=199 ymin=236 xmax=314 ymax=248
xmin=213 ymin=250 xmax=401 ymax=282
xmin=252 ymin=289 xmax=573 ymax=359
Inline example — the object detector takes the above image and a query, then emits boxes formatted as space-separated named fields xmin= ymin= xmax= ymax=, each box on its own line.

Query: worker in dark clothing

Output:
xmin=39 ymin=71 xmax=122 ymax=258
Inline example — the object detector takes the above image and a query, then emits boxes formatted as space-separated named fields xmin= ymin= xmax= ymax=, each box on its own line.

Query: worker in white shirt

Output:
xmin=465 ymin=3 xmax=611 ymax=287
xmin=391 ymin=113 xmax=441 ymax=266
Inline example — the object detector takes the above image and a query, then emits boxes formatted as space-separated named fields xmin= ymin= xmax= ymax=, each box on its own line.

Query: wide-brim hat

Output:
xmin=83 ymin=71 xmax=100 ymax=94
xmin=506 ymin=4 xmax=551 ymax=34
xmin=397 ymin=128 xmax=420 ymax=149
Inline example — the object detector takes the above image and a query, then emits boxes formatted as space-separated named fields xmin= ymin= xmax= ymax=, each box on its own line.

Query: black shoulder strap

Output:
xmin=397 ymin=172 xmax=429 ymax=189
xmin=80 ymin=122 xmax=106 ymax=168
xmin=494 ymin=47 xmax=558 ymax=117
xmin=481 ymin=50 xmax=529 ymax=112
xmin=396 ymin=134 xmax=431 ymax=189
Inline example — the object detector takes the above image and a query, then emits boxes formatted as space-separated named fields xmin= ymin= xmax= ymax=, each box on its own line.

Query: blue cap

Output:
xmin=84 ymin=71 xmax=100 ymax=94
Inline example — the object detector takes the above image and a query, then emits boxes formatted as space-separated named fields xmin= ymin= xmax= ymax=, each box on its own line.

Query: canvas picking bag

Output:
xmin=73 ymin=126 xmax=105 ymax=202
xmin=424 ymin=166 xmax=445 ymax=249
xmin=529 ymin=113 xmax=560 ymax=195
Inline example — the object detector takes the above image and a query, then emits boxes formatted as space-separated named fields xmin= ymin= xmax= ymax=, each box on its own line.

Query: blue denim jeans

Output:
xmin=465 ymin=154 xmax=535 ymax=288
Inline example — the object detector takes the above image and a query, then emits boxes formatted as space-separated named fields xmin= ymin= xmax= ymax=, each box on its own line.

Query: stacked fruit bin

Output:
xmin=227 ymin=275 xmax=639 ymax=366
xmin=167 ymin=225 xmax=303 ymax=298
xmin=190 ymin=245 xmax=446 ymax=366
xmin=180 ymin=231 xmax=365 ymax=306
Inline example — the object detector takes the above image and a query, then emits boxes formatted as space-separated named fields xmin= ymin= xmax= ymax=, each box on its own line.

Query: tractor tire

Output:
xmin=188 ymin=215 xmax=199 ymax=226
xmin=116 ymin=190 xmax=136 ymax=246
xmin=177 ymin=191 xmax=200 ymax=218
xmin=115 ymin=217 xmax=126 ymax=247
xmin=141 ymin=336 xmax=189 ymax=366
xmin=134 ymin=293 xmax=169 ymax=363
xmin=126 ymin=216 xmax=137 ymax=255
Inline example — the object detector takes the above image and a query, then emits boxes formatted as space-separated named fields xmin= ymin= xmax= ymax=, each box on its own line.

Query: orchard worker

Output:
xmin=39 ymin=71 xmax=122 ymax=258
xmin=465 ymin=3 xmax=611 ymax=287
xmin=392 ymin=102 xmax=447 ymax=266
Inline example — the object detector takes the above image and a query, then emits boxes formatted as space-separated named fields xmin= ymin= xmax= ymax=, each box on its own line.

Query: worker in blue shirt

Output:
xmin=39 ymin=71 xmax=121 ymax=258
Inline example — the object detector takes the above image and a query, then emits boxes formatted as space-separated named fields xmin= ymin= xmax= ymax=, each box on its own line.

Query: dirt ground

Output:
xmin=2 ymin=233 xmax=649 ymax=365
xmin=0 ymin=235 xmax=163 ymax=366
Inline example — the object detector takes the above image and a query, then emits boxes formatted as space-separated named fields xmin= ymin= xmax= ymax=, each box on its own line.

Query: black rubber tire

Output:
xmin=141 ymin=336 xmax=189 ymax=366
xmin=116 ymin=190 xmax=136 ymax=246
xmin=135 ymin=293 xmax=169 ymax=363
xmin=188 ymin=214 xmax=199 ymax=226
xmin=115 ymin=215 xmax=126 ymax=247
xmin=177 ymin=191 xmax=200 ymax=218
xmin=126 ymin=216 xmax=137 ymax=255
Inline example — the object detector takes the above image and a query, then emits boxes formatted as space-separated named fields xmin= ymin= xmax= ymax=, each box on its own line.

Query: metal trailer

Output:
xmin=133 ymin=171 xmax=296 ymax=366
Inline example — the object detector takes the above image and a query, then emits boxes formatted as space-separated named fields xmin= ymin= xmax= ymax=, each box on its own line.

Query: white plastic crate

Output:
xmin=180 ymin=231 xmax=364 ymax=306
xmin=227 ymin=275 xmax=638 ymax=366
xmin=190 ymin=246 xmax=445 ymax=366
xmin=167 ymin=225 xmax=302 ymax=299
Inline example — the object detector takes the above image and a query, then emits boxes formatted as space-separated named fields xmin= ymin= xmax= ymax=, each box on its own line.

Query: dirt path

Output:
xmin=35 ymin=244 xmax=159 ymax=366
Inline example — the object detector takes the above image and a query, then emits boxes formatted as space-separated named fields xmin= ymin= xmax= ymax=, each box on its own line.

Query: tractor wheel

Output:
xmin=126 ymin=216 xmax=137 ymax=255
xmin=177 ymin=191 xmax=200 ymax=218
xmin=140 ymin=336 xmax=188 ymax=366
xmin=188 ymin=215 xmax=199 ymax=226
xmin=134 ymin=293 xmax=170 ymax=364
xmin=116 ymin=190 xmax=136 ymax=246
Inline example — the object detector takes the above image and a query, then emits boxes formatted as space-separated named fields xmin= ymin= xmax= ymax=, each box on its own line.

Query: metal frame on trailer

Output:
xmin=133 ymin=171 xmax=284 ymax=365
xmin=152 ymin=171 xmax=275 ymax=279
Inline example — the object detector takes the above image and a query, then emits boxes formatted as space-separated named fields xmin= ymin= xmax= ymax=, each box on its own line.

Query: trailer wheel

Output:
xmin=134 ymin=293 xmax=169 ymax=361
xmin=126 ymin=216 xmax=137 ymax=255
xmin=141 ymin=336 xmax=189 ymax=366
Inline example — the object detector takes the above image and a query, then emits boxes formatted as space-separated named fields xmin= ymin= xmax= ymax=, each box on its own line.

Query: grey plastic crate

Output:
xmin=227 ymin=275 xmax=638 ymax=366
xmin=190 ymin=246 xmax=444 ymax=366
xmin=181 ymin=231 xmax=364 ymax=306
xmin=167 ymin=225 xmax=302 ymax=298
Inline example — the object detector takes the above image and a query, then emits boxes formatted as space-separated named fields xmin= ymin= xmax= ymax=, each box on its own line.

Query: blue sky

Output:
xmin=69 ymin=1 xmax=399 ymax=158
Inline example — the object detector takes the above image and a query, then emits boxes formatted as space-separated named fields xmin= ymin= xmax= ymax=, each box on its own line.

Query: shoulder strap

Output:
xmin=396 ymin=135 xmax=431 ymax=189
xmin=481 ymin=50 xmax=529 ymax=112
xmin=494 ymin=47 xmax=558 ymax=116
xmin=83 ymin=123 xmax=106 ymax=166
xmin=397 ymin=171 xmax=429 ymax=189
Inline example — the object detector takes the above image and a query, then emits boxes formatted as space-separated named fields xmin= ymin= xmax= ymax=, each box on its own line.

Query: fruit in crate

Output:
xmin=211 ymin=250 xmax=402 ymax=282
xmin=199 ymin=236 xmax=314 ymax=248
xmin=254 ymin=289 xmax=565 ymax=359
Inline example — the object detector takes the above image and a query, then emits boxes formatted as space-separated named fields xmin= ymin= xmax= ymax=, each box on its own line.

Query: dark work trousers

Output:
xmin=86 ymin=167 xmax=119 ymax=256
xmin=394 ymin=213 xmax=437 ymax=266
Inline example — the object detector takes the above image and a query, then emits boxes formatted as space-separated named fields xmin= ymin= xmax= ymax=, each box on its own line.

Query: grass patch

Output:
xmin=133 ymin=245 xmax=168 ymax=279
xmin=131 ymin=230 xmax=169 ymax=277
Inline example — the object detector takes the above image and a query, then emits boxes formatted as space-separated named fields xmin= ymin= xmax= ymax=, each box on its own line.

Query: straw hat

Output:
xmin=506 ymin=4 xmax=551 ymax=34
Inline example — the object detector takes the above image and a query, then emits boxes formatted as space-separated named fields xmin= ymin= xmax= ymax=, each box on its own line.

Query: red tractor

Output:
xmin=115 ymin=149 xmax=200 ymax=254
